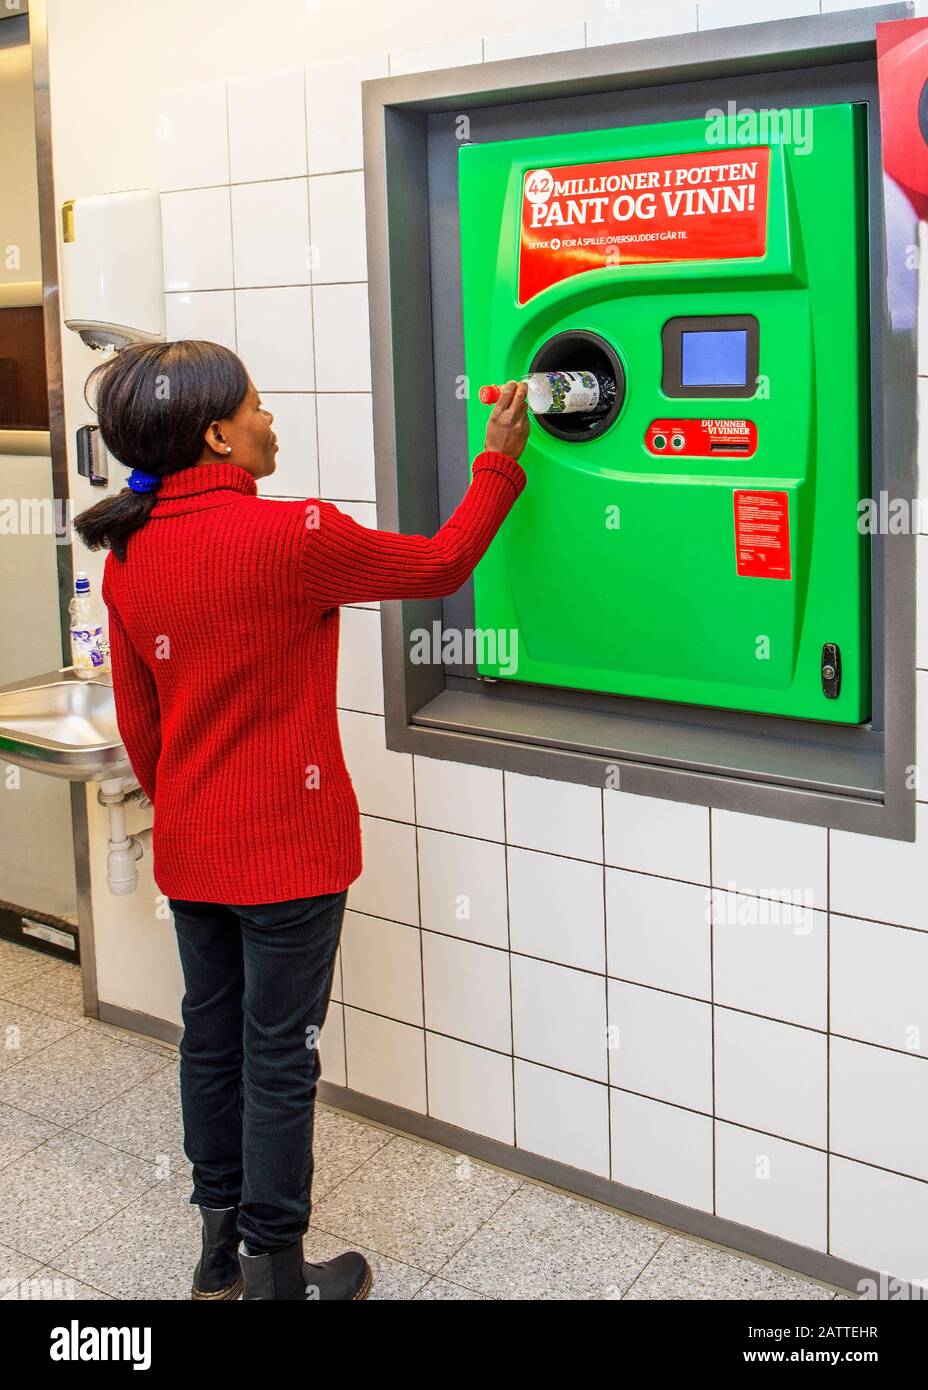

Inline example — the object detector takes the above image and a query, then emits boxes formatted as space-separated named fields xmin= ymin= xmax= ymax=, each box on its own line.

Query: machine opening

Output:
xmin=528 ymin=330 xmax=625 ymax=441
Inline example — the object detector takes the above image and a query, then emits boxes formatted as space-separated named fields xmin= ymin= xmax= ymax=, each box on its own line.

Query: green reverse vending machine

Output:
xmin=459 ymin=106 xmax=871 ymax=723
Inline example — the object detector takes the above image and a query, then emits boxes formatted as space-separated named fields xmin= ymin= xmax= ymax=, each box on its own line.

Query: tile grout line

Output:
xmin=305 ymin=1213 xmax=437 ymax=1294
xmin=310 ymin=1127 xmax=396 ymax=1212
xmin=32 ymin=1170 xmax=180 ymax=1297
xmin=311 ymin=1141 xmax=529 ymax=1298
xmin=161 ymin=166 xmax=365 ymax=197
xmin=220 ymin=78 xmax=239 ymax=353
xmin=502 ymin=778 xmax=519 ymax=1145
xmin=5 ymin=1041 xmax=399 ymax=1295
xmin=327 ymin=1016 xmax=928 ymax=1180
xmin=502 ymin=774 xmax=517 ymax=1149
xmin=334 ymin=959 xmax=928 ymax=1060
xmin=0 ymin=1019 xmax=174 ymax=1095
xmin=15 ymin=1085 xmax=176 ymax=1162
xmin=0 ymin=1020 xmax=177 ymax=1168
xmin=601 ymin=785 xmax=612 ymax=1181
xmin=0 ymin=1145 xmax=171 ymax=1286
xmin=826 ymin=826 xmax=831 ymax=1257
xmin=302 ymin=68 xmax=321 ymax=488
xmin=11 ymin=1262 xmax=115 ymax=1301
xmin=619 ymin=1233 xmax=672 ymax=1300
xmin=413 ymin=1180 xmax=533 ymax=1298
xmin=411 ymin=766 xmax=429 ymax=1116
xmin=12 ymin=1008 xmax=175 ymax=1060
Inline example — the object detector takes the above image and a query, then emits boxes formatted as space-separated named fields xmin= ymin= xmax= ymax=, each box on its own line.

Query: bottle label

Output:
xmin=72 ymin=625 xmax=105 ymax=671
xmin=545 ymin=370 xmax=601 ymax=414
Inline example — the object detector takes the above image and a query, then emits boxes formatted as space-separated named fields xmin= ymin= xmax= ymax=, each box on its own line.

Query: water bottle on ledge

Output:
xmin=479 ymin=370 xmax=616 ymax=417
xmin=69 ymin=571 xmax=110 ymax=680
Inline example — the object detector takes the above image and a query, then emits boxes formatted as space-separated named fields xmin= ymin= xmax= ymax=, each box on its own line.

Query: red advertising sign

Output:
xmin=518 ymin=147 xmax=770 ymax=302
xmin=877 ymin=17 xmax=928 ymax=219
xmin=733 ymin=489 xmax=791 ymax=580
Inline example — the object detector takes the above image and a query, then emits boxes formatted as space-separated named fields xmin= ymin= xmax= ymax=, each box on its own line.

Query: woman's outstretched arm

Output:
xmin=300 ymin=451 xmax=526 ymax=606
xmin=300 ymin=381 xmax=529 ymax=607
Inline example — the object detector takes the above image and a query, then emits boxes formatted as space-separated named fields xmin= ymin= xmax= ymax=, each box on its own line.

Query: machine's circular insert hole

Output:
xmin=528 ymin=330 xmax=625 ymax=442
xmin=672 ymin=433 xmax=685 ymax=450
xmin=653 ymin=433 xmax=667 ymax=450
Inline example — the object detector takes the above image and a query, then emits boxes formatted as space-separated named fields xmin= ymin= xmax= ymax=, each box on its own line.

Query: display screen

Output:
xmin=680 ymin=329 xmax=748 ymax=388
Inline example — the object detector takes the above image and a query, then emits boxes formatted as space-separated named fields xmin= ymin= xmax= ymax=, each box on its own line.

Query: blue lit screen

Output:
xmin=680 ymin=329 xmax=748 ymax=387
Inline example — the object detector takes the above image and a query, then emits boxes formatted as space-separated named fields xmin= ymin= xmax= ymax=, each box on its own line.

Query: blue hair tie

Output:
xmin=127 ymin=469 xmax=161 ymax=494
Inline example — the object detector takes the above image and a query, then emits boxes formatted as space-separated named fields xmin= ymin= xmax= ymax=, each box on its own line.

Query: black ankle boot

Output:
xmin=191 ymin=1205 xmax=244 ymax=1301
xmin=240 ymin=1239 xmax=372 ymax=1301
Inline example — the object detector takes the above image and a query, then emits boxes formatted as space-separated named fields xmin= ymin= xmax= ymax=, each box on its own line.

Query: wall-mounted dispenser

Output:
xmin=75 ymin=423 xmax=108 ymax=485
xmin=61 ymin=190 xmax=165 ymax=350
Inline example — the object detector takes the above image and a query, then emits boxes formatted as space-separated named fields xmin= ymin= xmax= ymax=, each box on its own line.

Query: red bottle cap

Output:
xmin=479 ymin=384 xmax=501 ymax=404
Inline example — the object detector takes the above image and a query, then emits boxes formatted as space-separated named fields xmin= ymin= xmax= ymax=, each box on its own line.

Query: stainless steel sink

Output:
xmin=0 ymin=669 xmax=131 ymax=781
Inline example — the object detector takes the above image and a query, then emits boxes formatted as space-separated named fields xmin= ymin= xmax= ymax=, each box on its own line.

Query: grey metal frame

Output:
xmin=362 ymin=3 xmax=917 ymax=841
xmin=27 ymin=0 xmax=98 ymax=1014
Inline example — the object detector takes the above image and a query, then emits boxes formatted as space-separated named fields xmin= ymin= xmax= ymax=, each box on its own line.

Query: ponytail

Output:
xmin=73 ymin=488 xmax=159 ymax=562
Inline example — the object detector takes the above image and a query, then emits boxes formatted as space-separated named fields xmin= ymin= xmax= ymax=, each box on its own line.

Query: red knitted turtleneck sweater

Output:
xmin=101 ymin=452 xmax=526 ymax=905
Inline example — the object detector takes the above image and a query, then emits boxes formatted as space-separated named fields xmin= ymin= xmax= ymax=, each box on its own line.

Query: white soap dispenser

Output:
xmin=61 ymin=189 xmax=165 ymax=350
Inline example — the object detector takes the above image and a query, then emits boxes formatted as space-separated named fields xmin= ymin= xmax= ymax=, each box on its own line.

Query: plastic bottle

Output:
xmin=479 ymin=370 xmax=616 ymax=416
xmin=69 ymin=572 xmax=110 ymax=679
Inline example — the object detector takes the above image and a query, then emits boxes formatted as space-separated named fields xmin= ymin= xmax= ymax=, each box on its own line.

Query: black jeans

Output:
xmin=169 ymin=890 xmax=348 ymax=1255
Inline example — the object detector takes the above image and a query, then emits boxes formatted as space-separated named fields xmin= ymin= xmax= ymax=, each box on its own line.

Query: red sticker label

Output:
xmin=733 ymin=490 xmax=791 ymax=580
xmin=646 ymin=419 xmax=758 ymax=458
xmin=519 ymin=147 xmax=770 ymax=302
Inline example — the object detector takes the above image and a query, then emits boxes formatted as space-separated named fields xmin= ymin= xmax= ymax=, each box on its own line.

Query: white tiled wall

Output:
xmin=716 ymin=1121 xmax=827 ymax=1252
xmin=154 ymin=12 xmax=928 ymax=1287
xmin=608 ymin=979 xmax=713 ymax=1113
xmin=510 ymin=846 xmax=605 ymax=972
xmin=514 ymin=1058 xmax=610 ymax=1177
xmin=712 ymin=893 xmax=827 ymax=1030
xmin=418 ymin=827 xmax=508 ymax=948
xmin=714 ymin=1009 xmax=827 ymax=1148
xmin=231 ymin=179 xmax=311 ymax=288
xmin=611 ymin=1090 xmax=713 ymax=1212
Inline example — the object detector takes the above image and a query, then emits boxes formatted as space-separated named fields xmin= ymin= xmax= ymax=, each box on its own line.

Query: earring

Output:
xmin=225 ymin=446 xmax=232 ymax=454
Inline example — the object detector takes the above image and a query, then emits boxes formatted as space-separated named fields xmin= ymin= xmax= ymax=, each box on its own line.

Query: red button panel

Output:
xmin=645 ymin=418 xmax=758 ymax=457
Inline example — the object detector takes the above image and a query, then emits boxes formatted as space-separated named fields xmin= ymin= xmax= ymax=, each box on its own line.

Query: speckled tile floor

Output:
xmin=0 ymin=938 xmax=850 ymax=1302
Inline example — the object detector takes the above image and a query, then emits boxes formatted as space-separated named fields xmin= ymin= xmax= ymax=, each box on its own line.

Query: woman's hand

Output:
xmin=484 ymin=380 xmax=530 ymax=461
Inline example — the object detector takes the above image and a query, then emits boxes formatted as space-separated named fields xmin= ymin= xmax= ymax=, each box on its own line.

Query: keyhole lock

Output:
xmin=821 ymin=644 xmax=842 ymax=699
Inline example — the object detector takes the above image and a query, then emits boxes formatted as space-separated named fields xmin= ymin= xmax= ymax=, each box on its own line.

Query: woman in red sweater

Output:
xmin=74 ymin=340 xmax=528 ymax=1302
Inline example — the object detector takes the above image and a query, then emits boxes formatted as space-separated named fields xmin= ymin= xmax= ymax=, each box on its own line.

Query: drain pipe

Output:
xmin=98 ymin=779 xmax=152 ymax=895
